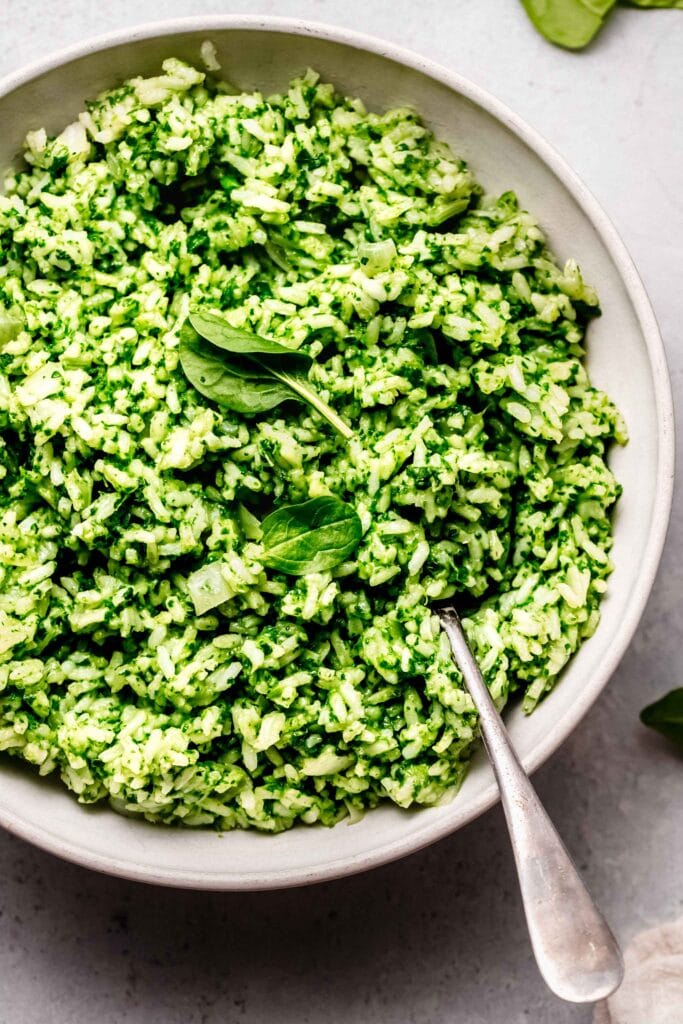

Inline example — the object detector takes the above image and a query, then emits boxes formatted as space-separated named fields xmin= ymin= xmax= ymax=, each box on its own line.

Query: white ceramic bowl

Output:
xmin=0 ymin=16 xmax=674 ymax=890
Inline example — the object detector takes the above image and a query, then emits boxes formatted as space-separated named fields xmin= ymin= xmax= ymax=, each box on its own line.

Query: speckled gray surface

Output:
xmin=0 ymin=2 xmax=681 ymax=1022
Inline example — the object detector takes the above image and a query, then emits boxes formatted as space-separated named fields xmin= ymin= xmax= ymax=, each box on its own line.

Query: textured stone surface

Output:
xmin=0 ymin=2 xmax=681 ymax=1021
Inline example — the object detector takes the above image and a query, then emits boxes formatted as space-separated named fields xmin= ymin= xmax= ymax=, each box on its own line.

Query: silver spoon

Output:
xmin=438 ymin=604 xmax=624 ymax=1004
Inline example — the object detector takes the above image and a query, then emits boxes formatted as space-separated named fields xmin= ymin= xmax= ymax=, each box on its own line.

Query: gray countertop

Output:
xmin=0 ymin=2 xmax=681 ymax=1021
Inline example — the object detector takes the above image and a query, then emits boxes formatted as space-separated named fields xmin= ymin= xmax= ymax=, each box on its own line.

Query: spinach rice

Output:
xmin=0 ymin=55 xmax=625 ymax=830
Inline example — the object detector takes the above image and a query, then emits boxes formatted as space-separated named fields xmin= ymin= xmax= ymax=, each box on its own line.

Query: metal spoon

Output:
xmin=438 ymin=604 xmax=624 ymax=1004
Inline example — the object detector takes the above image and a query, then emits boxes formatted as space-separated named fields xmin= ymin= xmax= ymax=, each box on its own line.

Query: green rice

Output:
xmin=0 ymin=56 xmax=625 ymax=831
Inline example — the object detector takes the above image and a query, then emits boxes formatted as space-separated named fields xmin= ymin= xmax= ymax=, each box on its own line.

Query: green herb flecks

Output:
xmin=641 ymin=689 xmax=683 ymax=749
xmin=261 ymin=496 xmax=362 ymax=575
xmin=180 ymin=309 xmax=353 ymax=439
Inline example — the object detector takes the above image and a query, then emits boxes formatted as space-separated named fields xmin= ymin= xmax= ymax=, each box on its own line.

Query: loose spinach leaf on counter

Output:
xmin=520 ymin=0 xmax=682 ymax=49
xmin=180 ymin=309 xmax=353 ymax=439
xmin=521 ymin=0 xmax=617 ymax=48
xmin=624 ymin=0 xmax=683 ymax=7
xmin=640 ymin=689 xmax=683 ymax=749
xmin=261 ymin=496 xmax=362 ymax=575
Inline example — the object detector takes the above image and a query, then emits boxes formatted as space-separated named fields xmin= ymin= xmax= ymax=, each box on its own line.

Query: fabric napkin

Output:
xmin=594 ymin=916 xmax=683 ymax=1024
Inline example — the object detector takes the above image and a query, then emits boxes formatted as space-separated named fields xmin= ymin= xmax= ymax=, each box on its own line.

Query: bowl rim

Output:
xmin=0 ymin=14 xmax=675 ymax=890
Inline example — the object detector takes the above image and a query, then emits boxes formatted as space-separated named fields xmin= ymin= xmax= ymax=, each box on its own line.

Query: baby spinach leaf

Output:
xmin=521 ymin=0 xmax=617 ymax=48
xmin=179 ymin=333 xmax=294 ymax=413
xmin=184 ymin=309 xmax=353 ymax=439
xmin=189 ymin=309 xmax=312 ymax=370
xmin=623 ymin=0 xmax=683 ymax=7
xmin=261 ymin=496 xmax=362 ymax=575
xmin=640 ymin=689 xmax=683 ymax=749
xmin=521 ymin=0 xmax=681 ymax=49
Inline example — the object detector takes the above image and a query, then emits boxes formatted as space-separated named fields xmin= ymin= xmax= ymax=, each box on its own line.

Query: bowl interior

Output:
xmin=0 ymin=20 xmax=671 ymax=888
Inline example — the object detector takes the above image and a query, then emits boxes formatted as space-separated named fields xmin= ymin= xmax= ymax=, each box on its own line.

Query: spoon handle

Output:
xmin=439 ymin=605 xmax=623 ymax=1004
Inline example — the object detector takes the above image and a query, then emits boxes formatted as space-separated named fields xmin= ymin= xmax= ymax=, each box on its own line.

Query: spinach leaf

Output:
xmin=521 ymin=0 xmax=681 ymax=49
xmin=179 ymin=332 xmax=294 ymax=413
xmin=640 ymin=689 xmax=683 ymax=749
xmin=190 ymin=309 xmax=312 ymax=368
xmin=521 ymin=0 xmax=617 ymax=48
xmin=261 ymin=496 xmax=362 ymax=575
xmin=182 ymin=309 xmax=353 ymax=439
